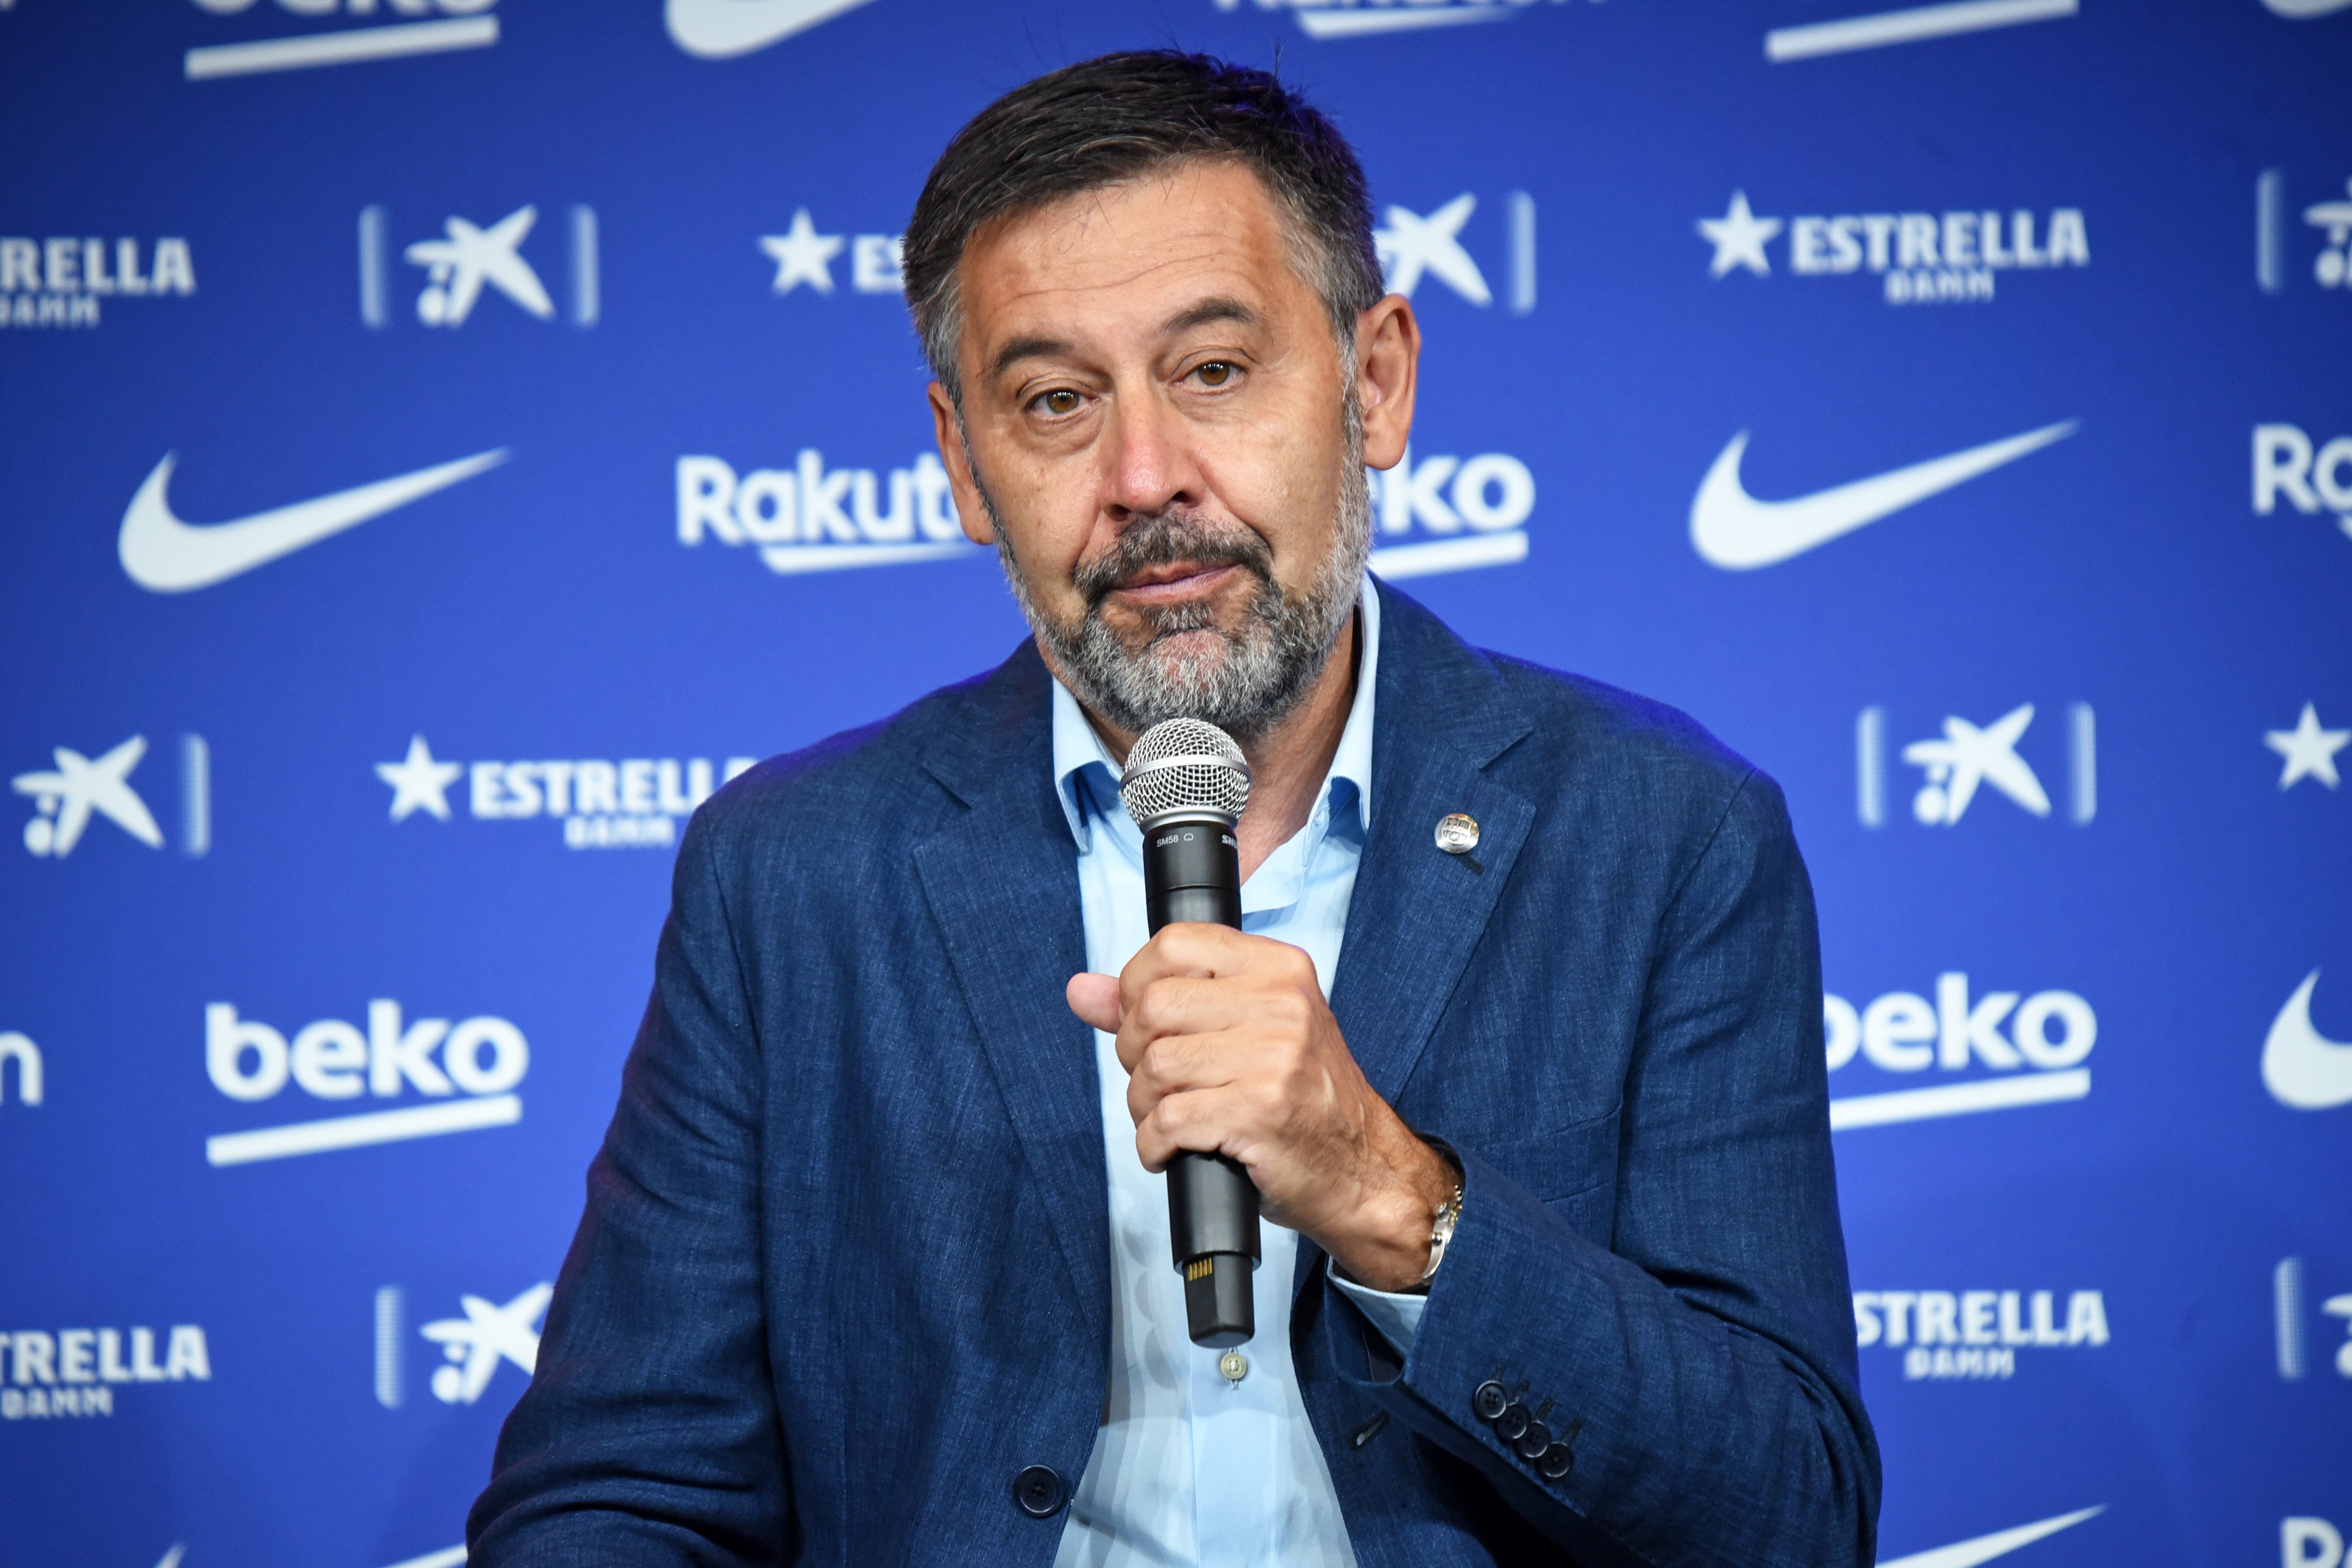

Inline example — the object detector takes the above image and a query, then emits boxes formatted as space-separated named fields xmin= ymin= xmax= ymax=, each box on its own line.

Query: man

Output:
xmin=471 ymin=51 xmax=1878 ymax=1567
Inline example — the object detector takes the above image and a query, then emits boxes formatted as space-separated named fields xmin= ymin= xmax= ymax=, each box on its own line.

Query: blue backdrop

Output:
xmin=5 ymin=1 xmax=2350 ymax=1564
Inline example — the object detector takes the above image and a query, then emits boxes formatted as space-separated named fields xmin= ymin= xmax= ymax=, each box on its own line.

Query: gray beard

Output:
xmin=978 ymin=406 xmax=1371 ymax=745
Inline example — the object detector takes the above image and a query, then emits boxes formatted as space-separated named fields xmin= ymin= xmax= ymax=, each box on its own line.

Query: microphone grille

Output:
xmin=1119 ymin=718 xmax=1251 ymax=827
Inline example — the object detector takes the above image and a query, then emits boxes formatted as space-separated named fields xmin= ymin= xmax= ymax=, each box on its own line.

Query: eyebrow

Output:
xmin=1160 ymin=295 xmax=1263 ymax=336
xmin=988 ymin=335 xmax=1068 ymax=382
xmin=985 ymin=297 xmax=1266 ymax=385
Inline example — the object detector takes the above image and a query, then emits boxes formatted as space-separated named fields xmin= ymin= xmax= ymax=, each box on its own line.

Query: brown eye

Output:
xmin=1036 ymin=389 xmax=1082 ymax=416
xmin=1195 ymin=362 xmax=1235 ymax=388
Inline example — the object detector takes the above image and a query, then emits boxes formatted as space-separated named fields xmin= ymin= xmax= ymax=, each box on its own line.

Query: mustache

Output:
xmin=1073 ymin=511 xmax=1275 ymax=609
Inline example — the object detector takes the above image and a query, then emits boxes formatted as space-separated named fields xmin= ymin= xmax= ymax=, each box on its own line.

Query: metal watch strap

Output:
xmin=1417 ymin=1135 xmax=1466 ymax=1287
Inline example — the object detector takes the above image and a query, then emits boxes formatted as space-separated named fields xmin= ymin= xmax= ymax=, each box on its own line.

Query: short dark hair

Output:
xmin=903 ymin=50 xmax=1384 ymax=406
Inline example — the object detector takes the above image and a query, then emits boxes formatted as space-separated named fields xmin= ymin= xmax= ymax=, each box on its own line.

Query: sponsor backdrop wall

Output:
xmin=3 ymin=0 xmax=2348 ymax=1563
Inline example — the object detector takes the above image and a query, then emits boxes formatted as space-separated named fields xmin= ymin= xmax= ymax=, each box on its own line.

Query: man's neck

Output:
xmin=1069 ymin=609 xmax=1362 ymax=884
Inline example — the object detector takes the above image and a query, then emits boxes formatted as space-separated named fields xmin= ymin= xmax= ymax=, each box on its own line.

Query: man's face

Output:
xmin=928 ymin=159 xmax=1413 ymax=743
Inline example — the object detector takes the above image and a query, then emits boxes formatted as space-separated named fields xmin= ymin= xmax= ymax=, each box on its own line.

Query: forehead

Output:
xmin=957 ymin=160 xmax=1314 ymax=352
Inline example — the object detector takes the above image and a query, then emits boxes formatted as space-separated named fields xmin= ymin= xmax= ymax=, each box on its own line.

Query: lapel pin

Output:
xmin=1435 ymin=813 xmax=1480 ymax=855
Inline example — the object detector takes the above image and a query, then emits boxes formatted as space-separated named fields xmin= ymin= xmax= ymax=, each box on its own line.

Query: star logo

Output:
xmin=2268 ymin=702 xmax=2349 ymax=790
xmin=1698 ymin=191 xmax=1784 ymax=279
xmin=1375 ymin=194 xmax=1491 ymax=306
xmin=759 ymin=209 xmax=846 ymax=296
xmin=376 ymin=735 xmax=462 ymax=823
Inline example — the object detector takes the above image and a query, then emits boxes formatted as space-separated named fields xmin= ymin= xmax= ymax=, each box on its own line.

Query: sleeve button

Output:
xmin=1472 ymin=1380 xmax=1510 ymax=1422
xmin=1493 ymin=1402 xmax=1531 ymax=1442
xmin=1513 ymin=1421 xmax=1552 ymax=1461
xmin=1537 ymin=1442 xmax=1575 ymax=1480
xmin=1012 ymin=1465 xmax=1067 ymax=1518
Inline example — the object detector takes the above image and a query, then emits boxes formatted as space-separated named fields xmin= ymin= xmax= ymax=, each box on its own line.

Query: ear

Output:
xmin=927 ymin=382 xmax=997 ymax=546
xmin=1352 ymin=295 xmax=1420 ymax=472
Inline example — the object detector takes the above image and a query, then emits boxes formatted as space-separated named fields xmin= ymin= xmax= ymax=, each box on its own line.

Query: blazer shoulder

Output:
xmin=685 ymin=656 xmax=1024 ymax=861
xmin=1481 ymin=652 xmax=1789 ymax=831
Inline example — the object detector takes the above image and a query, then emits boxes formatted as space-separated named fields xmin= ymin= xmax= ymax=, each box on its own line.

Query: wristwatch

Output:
xmin=1416 ymin=1136 xmax=1466 ymax=1288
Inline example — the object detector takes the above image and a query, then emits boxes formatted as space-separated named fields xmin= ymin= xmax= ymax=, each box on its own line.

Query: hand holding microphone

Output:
xmin=1065 ymin=718 xmax=1458 ymax=1347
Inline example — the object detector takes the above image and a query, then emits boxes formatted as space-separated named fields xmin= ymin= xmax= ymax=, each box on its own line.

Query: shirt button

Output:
xmin=1472 ymin=1380 xmax=1510 ymax=1422
xmin=1493 ymin=1402 xmax=1532 ymax=1443
xmin=1219 ymin=1350 xmax=1250 ymax=1383
xmin=1514 ymin=1421 xmax=1553 ymax=1462
xmin=1537 ymin=1442 xmax=1575 ymax=1481
xmin=1011 ymin=1465 xmax=1067 ymax=1518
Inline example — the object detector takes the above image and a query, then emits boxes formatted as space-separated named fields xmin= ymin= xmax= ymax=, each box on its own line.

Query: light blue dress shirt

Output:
xmin=1048 ymin=581 xmax=1426 ymax=1568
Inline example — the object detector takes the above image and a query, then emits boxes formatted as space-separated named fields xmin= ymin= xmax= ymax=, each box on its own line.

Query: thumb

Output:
xmin=1067 ymin=971 xmax=1123 ymax=1034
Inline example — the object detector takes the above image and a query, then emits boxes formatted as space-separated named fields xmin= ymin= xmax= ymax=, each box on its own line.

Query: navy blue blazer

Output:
xmin=471 ymin=582 xmax=1879 ymax=1566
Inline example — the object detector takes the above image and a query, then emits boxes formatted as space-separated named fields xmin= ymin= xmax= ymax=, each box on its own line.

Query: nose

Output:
xmin=1100 ymin=386 xmax=1204 ymax=524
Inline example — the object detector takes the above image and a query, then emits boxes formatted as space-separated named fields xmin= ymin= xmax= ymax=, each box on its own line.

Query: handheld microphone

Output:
xmin=1118 ymin=717 xmax=1260 ymax=1350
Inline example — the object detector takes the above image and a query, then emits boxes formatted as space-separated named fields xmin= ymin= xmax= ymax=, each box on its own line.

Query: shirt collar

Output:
xmin=1051 ymin=575 xmax=1381 ymax=853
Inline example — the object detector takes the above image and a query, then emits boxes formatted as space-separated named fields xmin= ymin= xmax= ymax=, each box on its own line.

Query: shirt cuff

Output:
xmin=1326 ymin=1258 xmax=1427 ymax=1355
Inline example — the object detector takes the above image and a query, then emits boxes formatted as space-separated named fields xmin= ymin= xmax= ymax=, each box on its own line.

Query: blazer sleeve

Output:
xmin=467 ymin=809 xmax=792 ymax=1565
xmin=1326 ymin=770 xmax=1880 ymax=1567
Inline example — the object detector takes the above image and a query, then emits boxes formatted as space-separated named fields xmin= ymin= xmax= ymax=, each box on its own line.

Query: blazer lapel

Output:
xmin=911 ymin=649 xmax=1110 ymax=1334
xmin=1331 ymin=582 xmax=1537 ymax=1113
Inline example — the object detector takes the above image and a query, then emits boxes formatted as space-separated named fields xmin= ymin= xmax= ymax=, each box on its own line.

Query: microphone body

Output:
xmin=1119 ymin=717 xmax=1260 ymax=1350
xmin=1141 ymin=813 xmax=1259 ymax=1349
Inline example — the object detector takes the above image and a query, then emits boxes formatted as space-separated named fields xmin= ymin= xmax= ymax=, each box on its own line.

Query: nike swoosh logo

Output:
xmin=1690 ymin=419 xmax=2078 ymax=569
xmin=1879 ymin=1506 xmax=2104 ymax=1568
xmin=2264 ymin=971 xmax=2352 ymax=1109
xmin=119 ymin=449 xmax=507 ymax=593
xmin=665 ymin=0 xmax=879 ymax=57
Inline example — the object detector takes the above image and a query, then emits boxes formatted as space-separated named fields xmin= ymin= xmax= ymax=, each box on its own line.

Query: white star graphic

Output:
xmin=759 ymin=209 xmax=846 ymax=296
xmin=2267 ymin=702 xmax=2349 ymax=790
xmin=376 ymin=734 xmax=462 ymax=823
xmin=1697 ymin=191 xmax=1783 ymax=279
xmin=1375 ymin=194 xmax=1491 ymax=306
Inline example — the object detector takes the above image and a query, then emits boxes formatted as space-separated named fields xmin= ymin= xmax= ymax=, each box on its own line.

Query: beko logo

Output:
xmin=3 ymin=1324 xmax=211 ymax=1421
xmin=678 ymin=451 xmax=977 ymax=574
xmin=204 ymin=1000 xmax=528 ymax=1166
xmin=1853 ymin=1288 xmax=2110 ymax=1380
xmin=1826 ymin=974 xmax=2096 ymax=1130
xmin=1366 ymin=445 xmax=1539 ymax=581
xmin=0 ymin=237 xmax=194 ymax=330
xmin=186 ymin=0 xmax=499 ymax=81
xmin=1699 ymin=190 xmax=2088 ymax=304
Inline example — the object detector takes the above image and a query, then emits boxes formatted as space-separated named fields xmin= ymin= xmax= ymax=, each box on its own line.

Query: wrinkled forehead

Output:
xmin=954 ymin=160 xmax=1321 ymax=356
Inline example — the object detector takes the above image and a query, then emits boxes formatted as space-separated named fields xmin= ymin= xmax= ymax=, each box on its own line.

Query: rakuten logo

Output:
xmin=2254 ymin=423 xmax=2352 ymax=544
xmin=1826 ymin=973 xmax=2095 ymax=1129
xmin=1854 ymin=1289 xmax=2109 ymax=1381
xmin=677 ymin=451 xmax=976 ymax=575
xmin=204 ymin=1000 xmax=526 ymax=1167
